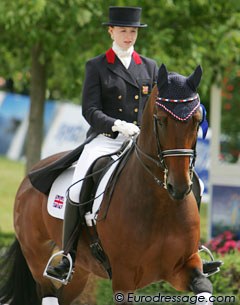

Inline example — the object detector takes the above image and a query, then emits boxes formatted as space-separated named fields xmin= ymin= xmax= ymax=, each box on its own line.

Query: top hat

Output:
xmin=102 ymin=6 xmax=147 ymax=28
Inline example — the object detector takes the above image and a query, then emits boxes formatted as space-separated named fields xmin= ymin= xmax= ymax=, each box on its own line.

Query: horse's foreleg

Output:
xmin=111 ymin=266 xmax=136 ymax=305
xmin=168 ymin=253 xmax=213 ymax=304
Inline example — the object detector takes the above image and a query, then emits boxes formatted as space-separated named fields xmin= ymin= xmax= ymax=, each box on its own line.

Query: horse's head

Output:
xmin=138 ymin=64 xmax=205 ymax=201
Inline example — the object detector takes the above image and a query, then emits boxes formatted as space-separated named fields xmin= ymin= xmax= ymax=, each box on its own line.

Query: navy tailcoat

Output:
xmin=82 ymin=48 xmax=158 ymax=138
xmin=29 ymin=49 xmax=158 ymax=194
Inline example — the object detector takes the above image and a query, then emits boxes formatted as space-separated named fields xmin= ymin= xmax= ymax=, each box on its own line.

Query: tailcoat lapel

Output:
xmin=106 ymin=48 xmax=142 ymax=88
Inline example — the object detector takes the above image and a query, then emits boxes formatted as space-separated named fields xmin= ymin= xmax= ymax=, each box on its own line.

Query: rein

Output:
xmin=134 ymin=141 xmax=166 ymax=188
xmin=134 ymin=96 xmax=197 ymax=189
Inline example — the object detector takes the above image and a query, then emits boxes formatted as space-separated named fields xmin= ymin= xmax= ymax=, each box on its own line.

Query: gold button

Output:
xmin=134 ymin=95 xmax=139 ymax=100
xmin=133 ymin=121 xmax=137 ymax=125
xmin=118 ymin=95 xmax=122 ymax=100
xmin=118 ymin=108 xmax=123 ymax=112
xmin=134 ymin=108 xmax=138 ymax=113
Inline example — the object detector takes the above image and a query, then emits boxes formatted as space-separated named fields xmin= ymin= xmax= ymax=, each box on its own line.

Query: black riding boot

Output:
xmin=46 ymin=196 xmax=80 ymax=280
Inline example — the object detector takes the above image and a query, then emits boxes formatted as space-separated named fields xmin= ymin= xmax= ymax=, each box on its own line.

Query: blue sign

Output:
xmin=0 ymin=93 xmax=57 ymax=156
xmin=211 ymin=185 xmax=240 ymax=239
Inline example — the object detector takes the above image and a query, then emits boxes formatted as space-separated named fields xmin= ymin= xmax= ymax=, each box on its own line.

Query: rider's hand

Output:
xmin=112 ymin=119 xmax=140 ymax=137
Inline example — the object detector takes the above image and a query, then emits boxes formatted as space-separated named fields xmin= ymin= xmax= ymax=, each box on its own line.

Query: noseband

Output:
xmin=134 ymin=96 xmax=198 ymax=189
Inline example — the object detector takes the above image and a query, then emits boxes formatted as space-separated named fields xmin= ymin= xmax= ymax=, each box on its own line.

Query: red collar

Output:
xmin=105 ymin=48 xmax=142 ymax=65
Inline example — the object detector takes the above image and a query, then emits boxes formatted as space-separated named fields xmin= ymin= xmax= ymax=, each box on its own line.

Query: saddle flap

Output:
xmin=47 ymin=165 xmax=76 ymax=219
xmin=47 ymin=139 xmax=133 ymax=223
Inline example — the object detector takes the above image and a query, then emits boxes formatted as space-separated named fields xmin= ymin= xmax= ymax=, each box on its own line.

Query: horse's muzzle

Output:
xmin=167 ymin=182 xmax=192 ymax=200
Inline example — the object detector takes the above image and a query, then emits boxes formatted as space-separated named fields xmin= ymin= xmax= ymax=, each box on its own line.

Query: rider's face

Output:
xmin=109 ymin=26 xmax=138 ymax=50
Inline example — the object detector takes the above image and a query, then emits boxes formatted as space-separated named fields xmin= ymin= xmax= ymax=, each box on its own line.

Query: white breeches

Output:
xmin=68 ymin=134 xmax=128 ymax=202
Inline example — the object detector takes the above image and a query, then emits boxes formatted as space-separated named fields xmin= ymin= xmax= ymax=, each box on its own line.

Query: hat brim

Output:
xmin=156 ymin=99 xmax=200 ymax=121
xmin=102 ymin=22 xmax=147 ymax=28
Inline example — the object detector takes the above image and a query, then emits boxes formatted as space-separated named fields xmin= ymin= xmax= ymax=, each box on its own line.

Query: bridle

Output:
xmin=134 ymin=95 xmax=199 ymax=189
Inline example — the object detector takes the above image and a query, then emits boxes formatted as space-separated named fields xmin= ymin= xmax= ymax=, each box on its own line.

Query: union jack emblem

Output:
xmin=53 ymin=195 xmax=64 ymax=209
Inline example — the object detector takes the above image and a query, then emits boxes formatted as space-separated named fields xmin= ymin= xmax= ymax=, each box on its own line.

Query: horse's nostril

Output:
xmin=167 ymin=183 xmax=191 ymax=200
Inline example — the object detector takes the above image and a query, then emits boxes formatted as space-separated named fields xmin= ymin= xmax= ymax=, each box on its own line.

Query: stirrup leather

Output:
xmin=43 ymin=251 xmax=74 ymax=285
xmin=199 ymin=245 xmax=223 ymax=277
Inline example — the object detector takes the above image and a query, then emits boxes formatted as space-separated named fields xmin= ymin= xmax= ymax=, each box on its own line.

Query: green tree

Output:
xmin=221 ymin=66 xmax=240 ymax=163
xmin=0 ymin=0 xmax=239 ymax=170
xmin=0 ymin=0 xmax=102 ymax=171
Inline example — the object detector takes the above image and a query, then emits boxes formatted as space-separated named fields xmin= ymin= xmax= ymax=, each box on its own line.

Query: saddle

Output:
xmin=77 ymin=139 xmax=134 ymax=218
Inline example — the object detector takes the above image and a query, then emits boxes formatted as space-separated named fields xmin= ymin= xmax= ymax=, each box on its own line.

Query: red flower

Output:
xmin=226 ymin=84 xmax=234 ymax=91
xmin=205 ymin=231 xmax=240 ymax=255
xmin=223 ymin=230 xmax=234 ymax=240
xmin=224 ymin=103 xmax=232 ymax=110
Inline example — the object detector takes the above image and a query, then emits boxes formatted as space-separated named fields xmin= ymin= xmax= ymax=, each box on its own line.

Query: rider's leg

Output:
xmin=46 ymin=195 xmax=80 ymax=279
xmin=45 ymin=140 xmax=99 ymax=280
xmin=46 ymin=135 xmax=127 ymax=281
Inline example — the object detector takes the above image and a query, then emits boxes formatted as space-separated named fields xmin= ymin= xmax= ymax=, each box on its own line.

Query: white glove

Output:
xmin=112 ymin=119 xmax=140 ymax=137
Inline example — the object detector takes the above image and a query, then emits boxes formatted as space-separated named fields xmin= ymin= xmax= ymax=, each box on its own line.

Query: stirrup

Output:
xmin=43 ymin=251 xmax=74 ymax=285
xmin=199 ymin=245 xmax=223 ymax=277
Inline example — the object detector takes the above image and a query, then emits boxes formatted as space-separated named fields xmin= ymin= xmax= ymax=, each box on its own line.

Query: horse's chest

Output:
xmin=144 ymin=212 xmax=200 ymax=261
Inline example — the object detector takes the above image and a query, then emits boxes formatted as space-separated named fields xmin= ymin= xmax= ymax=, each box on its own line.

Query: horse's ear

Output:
xmin=187 ymin=65 xmax=203 ymax=91
xmin=157 ymin=64 xmax=168 ymax=93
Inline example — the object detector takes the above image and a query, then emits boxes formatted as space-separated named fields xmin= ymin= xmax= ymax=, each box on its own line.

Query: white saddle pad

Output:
xmin=47 ymin=165 xmax=75 ymax=220
xmin=47 ymin=159 xmax=120 ymax=226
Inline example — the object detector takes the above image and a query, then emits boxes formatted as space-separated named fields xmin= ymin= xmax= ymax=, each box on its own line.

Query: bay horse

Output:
xmin=0 ymin=64 xmax=214 ymax=305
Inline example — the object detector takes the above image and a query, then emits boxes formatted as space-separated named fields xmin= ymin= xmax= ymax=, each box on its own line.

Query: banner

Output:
xmin=41 ymin=103 xmax=89 ymax=158
xmin=211 ymin=185 xmax=240 ymax=239
xmin=0 ymin=92 xmax=58 ymax=159
xmin=0 ymin=93 xmax=29 ymax=155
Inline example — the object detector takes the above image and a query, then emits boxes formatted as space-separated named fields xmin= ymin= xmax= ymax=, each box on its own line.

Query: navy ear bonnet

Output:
xmin=156 ymin=64 xmax=208 ymax=138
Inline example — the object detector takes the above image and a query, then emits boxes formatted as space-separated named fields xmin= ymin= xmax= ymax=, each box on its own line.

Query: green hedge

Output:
xmin=0 ymin=232 xmax=14 ymax=248
xmin=96 ymin=251 xmax=240 ymax=305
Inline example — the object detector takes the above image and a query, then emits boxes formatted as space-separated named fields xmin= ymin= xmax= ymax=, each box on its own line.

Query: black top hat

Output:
xmin=102 ymin=6 xmax=147 ymax=28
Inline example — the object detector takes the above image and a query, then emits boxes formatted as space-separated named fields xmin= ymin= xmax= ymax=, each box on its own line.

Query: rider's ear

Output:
xmin=187 ymin=65 xmax=203 ymax=91
xmin=157 ymin=64 xmax=168 ymax=94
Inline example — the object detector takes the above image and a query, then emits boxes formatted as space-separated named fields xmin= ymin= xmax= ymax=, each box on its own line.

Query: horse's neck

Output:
xmin=137 ymin=106 xmax=159 ymax=164
xmin=121 ymin=150 xmax=169 ymax=229
xmin=138 ymin=87 xmax=157 ymax=154
xmin=130 ymin=132 xmax=166 ymax=197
